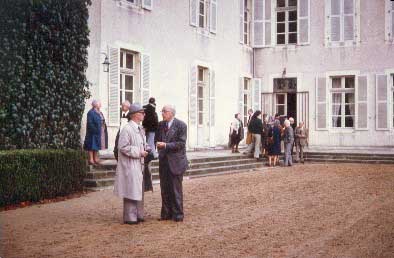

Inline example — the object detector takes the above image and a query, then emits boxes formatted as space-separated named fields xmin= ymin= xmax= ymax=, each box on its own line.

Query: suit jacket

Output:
xmin=295 ymin=126 xmax=308 ymax=146
xmin=283 ymin=126 xmax=294 ymax=144
xmin=155 ymin=118 xmax=188 ymax=176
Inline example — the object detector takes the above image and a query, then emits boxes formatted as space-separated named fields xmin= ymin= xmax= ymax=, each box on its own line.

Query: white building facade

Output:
xmin=84 ymin=0 xmax=394 ymax=150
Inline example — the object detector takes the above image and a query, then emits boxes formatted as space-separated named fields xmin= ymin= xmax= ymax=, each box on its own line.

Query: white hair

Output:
xmin=91 ymin=99 xmax=100 ymax=108
xmin=164 ymin=105 xmax=176 ymax=116
xmin=289 ymin=117 xmax=294 ymax=123
xmin=122 ymin=100 xmax=131 ymax=107
xmin=284 ymin=119 xmax=290 ymax=127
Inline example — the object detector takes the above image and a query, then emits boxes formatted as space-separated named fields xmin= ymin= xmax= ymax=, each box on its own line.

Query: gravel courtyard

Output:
xmin=1 ymin=163 xmax=394 ymax=258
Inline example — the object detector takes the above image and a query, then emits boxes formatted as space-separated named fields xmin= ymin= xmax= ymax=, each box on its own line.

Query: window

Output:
xmin=276 ymin=0 xmax=297 ymax=45
xmin=197 ymin=67 xmax=207 ymax=125
xmin=120 ymin=0 xmax=153 ymax=10
xmin=198 ymin=0 xmax=206 ymax=28
xmin=191 ymin=0 xmax=217 ymax=33
xmin=243 ymin=0 xmax=251 ymax=45
xmin=119 ymin=50 xmax=138 ymax=113
xmin=243 ymin=78 xmax=251 ymax=125
xmin=385 ymin=0 xmax=394 ymax=41
xmin=392 ymin=75 xmax=394 ymax=127
xmin=330 ymin=76 xmax=355 ymax=128
xmin=327 ymin=0 xmax=357 ymax=45
xmin=275 ymin=93 xmax=286 ymax=115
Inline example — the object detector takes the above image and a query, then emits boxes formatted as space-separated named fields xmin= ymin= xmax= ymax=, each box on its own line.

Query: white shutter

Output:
xmin=329 ymin=0 xmax=341 ymax=42
xmin=376 ymin=74 xmax=389 ymax=130
xmin=141 ymin=53 xmax=150 ymax=105
xmin=142 ymin=0 xmax=152 ymax=10
xmin=239 ymin=77 xmax=244 ymax=114
xmin=252 ymin=78 xmax=262 ymax=111
xmin=189 ymin=66 xmax=198 ymax=125
xmin=263 ymin=0 xmax=272 ymax=46
xmin=386 ymin=0 xmax=394 ymax=41
xmin=108 ymin=47 xmax=120 ymax=126
xmin=316 ymin=77 xmax=328 ymax=130
xmin=262 ymin=93 xmax=272 ymax=117
xmin=210 ymin=0 xmax=217 ymax=33
xmin=298 ymin=0 xmax=310 ymax=45
xmin=392 ymin=2 xmax=394 ymax=40
xmin=253 ymin=0 xmax=264 ymax=47
xmin=356 ymin=75 xmax=368 ymax=130
xmin=190 ymin=0 xmax=198 ymax=27
xmin=343 ymin=0 xmax=354 ymax=41
xmin=240 ymin=0 xmax=244 ymax=43
xmin=209 ymin=70 xmax=215 ymax=127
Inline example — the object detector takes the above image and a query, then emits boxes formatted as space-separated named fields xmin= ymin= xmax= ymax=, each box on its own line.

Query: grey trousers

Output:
xmin=146 ymin=132 xmax=158 ymax=158
xmin=245 ymin=134 xmax=261 ymax=158
xmin=123 ymin=197 xmax=144 ymax=222
xmin=284 ymin=141 xmax=293 ymax=166
xmin=295 ymin=143 xmax=304 ymax=161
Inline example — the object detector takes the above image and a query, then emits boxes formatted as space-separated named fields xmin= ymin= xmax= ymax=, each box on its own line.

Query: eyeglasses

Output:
xmin=161 ymin=110 xmax=170 ymax=113
xmin=138 ymin=111 xmax=145 ymax=115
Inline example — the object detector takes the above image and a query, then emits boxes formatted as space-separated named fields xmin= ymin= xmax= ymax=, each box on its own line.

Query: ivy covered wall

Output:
xmin=0 ymin=0 xmax=91 ymax=149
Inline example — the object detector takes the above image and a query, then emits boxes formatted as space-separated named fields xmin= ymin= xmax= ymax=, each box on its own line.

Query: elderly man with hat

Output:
xmin=114 ymin=103 xmax=149 ymax=225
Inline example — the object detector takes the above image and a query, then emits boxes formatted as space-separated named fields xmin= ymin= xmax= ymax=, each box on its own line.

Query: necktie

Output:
xmin=164 ymin=122 xmax=169 ymax=132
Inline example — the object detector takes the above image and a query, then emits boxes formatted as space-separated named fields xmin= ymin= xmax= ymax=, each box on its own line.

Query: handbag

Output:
xmin=245 ymin=132 xmax=252 ymax=145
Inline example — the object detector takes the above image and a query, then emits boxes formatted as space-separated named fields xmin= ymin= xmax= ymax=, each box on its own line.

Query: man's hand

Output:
xmin=156 ymin=142 xmax=166 ymax=149
xmin=140 ymin=151 xmax=148 ymax=157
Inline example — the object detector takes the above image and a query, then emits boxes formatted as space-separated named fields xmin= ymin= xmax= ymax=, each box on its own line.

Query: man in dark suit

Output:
xmin=155 ymin=105 xmax=188 ymax=222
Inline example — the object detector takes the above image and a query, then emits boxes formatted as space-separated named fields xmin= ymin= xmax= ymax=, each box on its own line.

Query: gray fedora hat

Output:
xmin=129 ymin=103 xmax=145 ymax=114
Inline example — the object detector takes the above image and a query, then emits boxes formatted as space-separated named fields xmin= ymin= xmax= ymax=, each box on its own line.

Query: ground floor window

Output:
xmin=197 ymin=66 xmax=208 ymax=125
xmin=243 ymin=78 xmax=251 ymax=125
xmin=330 ymin=76 xmax=355 ymax=128
xmin=119 ymin=49 xmax=138 ymax=115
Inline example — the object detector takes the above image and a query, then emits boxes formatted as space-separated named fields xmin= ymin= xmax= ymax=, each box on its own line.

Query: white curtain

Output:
xmin=332 ymin=93 xmax=341 ymax=126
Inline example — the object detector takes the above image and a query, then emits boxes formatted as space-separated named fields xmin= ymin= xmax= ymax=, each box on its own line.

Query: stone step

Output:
xmin=305 ymin=152 xmax=394 ymax=158
xmin=305 ymin=155 xmax=394 ymax=161
xmin=305 ymin=158 xmax=394 ymax=164
xmin=84 ymin=178 xmax=115 ymax=188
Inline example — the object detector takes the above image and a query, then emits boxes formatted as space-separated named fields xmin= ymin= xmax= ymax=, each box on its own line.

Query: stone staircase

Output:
xmin=304 ymin=152 xmax=394 ymax=164
xmin=84 ymin=154 xmax=266 ymax=190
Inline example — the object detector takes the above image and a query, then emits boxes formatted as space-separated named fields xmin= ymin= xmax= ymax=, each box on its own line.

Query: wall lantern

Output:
xmin=101 ymin=52 xmax=110 ymax=72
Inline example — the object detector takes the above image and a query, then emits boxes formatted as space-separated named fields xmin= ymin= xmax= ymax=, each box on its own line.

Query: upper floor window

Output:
xmin=330 ymin=76 xmax=355 ymax=128
xmin=242 ymin=0 xmax=251 ymax=45
xmin=276 ymin=0 xmax=297 ymax=45
xmin=190 ymin=0 xmax=217 ymax=34
xmin=326 ymin=0 xmax=359 ymax=46
xmin=385 ymin=0 xmax=394 ymax=42
xmin=118 ymin=0 xmax=153 ymax=11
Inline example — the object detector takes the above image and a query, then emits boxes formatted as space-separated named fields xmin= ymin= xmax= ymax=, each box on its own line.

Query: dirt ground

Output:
xmin=1 ymin=163 xmax=394 ymax=258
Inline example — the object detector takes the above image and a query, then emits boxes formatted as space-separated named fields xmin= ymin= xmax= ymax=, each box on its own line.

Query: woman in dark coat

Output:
xmin=84 ymin=100 xmax=107 ymax=164
xmin=268 ymin=119 xmax=282 ymax=167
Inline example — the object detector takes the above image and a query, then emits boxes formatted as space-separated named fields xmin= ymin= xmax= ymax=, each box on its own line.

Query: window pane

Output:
xmin=345 ymin=116 xmax=354 ymax=127
xmin=120 ymin=52 xmax=124 ymax=68
xmin=288 ymin=33 xmax=297 ymax=43
xmin=244 ymin=79 xmax=249 ymax=90
xmin=199 ymin=15 xmax=204 ymax=27
xmin=345 ymin=104 xmax=355 ymax=115
xmin=199 ymin=1 xmax=204 ymax=14
xmin=244 ymin=94 xmax=248 ymax=103
xmin=277 ymin=34 xmax=285 ymax=44
xmin=126 ymin=53 xmax=133 ymax=69
xmin=277 ymin=23 xmax=285 ymax=33
xmin=332 ymin=93 xmax=342 ymax=103
xmin=288 ymin=0 xmax=297 ymax=7
xmin=345 ymin=77 xmax=355 ymax=88
xmin=345 ymin=93 xmax=354 ymax=104
xmin=125 ymin=92 xmax=133 ymax=103
xmin=277 ymin=105 xmax=285 ymax=115
xmin=198 ymin=68 xmax=204 ymax=81
xmin=332 ymin=116 xmax=341 ymax=127
xmin=198 ymin=113 xmax=203 ymax=125
xmin=198 ymin=86 xmax=203 ymax=98
xmin=198 ymin=100 xmax=203 ymax=111
xmin=119 ymin=90 xmax=122 ymax=105
xmin=244 ymin=23 xmax=248 ymax=32
xmin=277 ymin=12 xmax=285 ymax=22
xmin=125 ymin=75 xmax=133 ymax=90
xmin=332 ymin=78 xmax=341 ymax=88
xmin=277 ymin=0 xmax=285 ymax=8
xmin=289 ymin=11 xmax=297 ymax=21
xmin=120 ymin=75 xmax=123 ymax=89
xmin=332 ymin=104 xmax=342 ymax=115
xmin=277 ymin=94 xmax=285 ymax=104
xmin=289 ymin=22 xmax=297 ymax=32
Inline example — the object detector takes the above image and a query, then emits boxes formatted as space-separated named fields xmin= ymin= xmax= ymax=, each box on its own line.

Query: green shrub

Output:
xmin=0 ymin=149 xmax=87 ymax=206
xmin=0 ymin=0 xmax=91 ymax=149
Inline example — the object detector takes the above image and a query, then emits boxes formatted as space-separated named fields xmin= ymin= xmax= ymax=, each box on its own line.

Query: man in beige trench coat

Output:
xmin=114 ymin=103 xmax=148 ymax=225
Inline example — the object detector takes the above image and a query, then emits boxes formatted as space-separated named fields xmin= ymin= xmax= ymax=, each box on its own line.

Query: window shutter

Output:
xmin=190 ymin=0 xmax=198 ymax=27
xmin=388 ymin=0 xmax=394 ymax=41
xmin=209 ymin=70 xmax=215 ymax=127
xmin=356 ymin=75 xmax=368 ymax=130
xmin=252 ymin=78 xmax=262 ymax=111
xmin=239 ymin=77 xmax=244 ymax=114
xmin=376 ymin=74 xmax=389 ymax=130
xmin=298 ymin=0 xmax=310 ymax=45
xmin=141 ymin=54 xmax=150 ymax=105
xmin=329 ymin=0 xmax=341 ymax=42
xmin=142 ymin=0 xmax=152 ymax=10
xmin=263 ymin=0 xmax=272 ymax=46
xmin=262 ymin=93 xmax=273 ymax=117
xmin=210 ymin=0 xmax=217 ymax=33
xmin=343 ymin=0 xmax=354 ymax=41
xmin=239 ymin=0 xmax=244 ymax=43
xmin=189 ymin=66 xmax=197 ymax=125
xmin=316 ymin=77 xmax=327 ymax=130
xmin=108 ymin=47 xmax=120 ymax=126
xmin=392 ymin=2 xmax=394 ymax=40
xmin=252 ymin=0 xmax=264 ymax=47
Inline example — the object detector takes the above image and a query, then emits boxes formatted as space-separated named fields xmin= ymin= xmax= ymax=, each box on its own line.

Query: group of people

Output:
xmin=230 ymin=109 xmax=308 ymax=167
xmin=84 ymin=97 xmax=188 ymax=225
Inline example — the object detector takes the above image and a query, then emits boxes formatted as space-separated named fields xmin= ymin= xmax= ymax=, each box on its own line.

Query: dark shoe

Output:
xmin=124 ymin=221 xmax=138 ymax=225
xmin=173 ymin=217 xmax=183 ymax=222
xmin=158 ymin=217 xmax=171 ymax=221
xmin=234 ymin=150 xmax=240 ymax=153
xmin=137 ymin=218 xmax=145 ymax=222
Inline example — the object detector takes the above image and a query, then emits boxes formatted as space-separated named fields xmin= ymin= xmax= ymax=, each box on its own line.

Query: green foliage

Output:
xmin=0 ymin=0 xmax=91 ymax=149
xmin=0 ymin=149 xmax=87 ymax=206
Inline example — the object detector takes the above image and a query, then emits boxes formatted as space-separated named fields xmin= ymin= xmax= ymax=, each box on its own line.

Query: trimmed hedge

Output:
xmin=0 ymin=149 xmax=87 ymax=207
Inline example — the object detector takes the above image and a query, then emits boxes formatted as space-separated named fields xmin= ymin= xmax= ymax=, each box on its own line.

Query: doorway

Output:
xmin=273 ymin=78 xmax=297 ymax=120
xmin=197 ymin=66 xmax=210 ymax=147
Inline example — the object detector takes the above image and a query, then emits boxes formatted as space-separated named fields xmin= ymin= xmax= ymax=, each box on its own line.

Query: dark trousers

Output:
xmin=159 ymin=158 xmax=184 ymax=220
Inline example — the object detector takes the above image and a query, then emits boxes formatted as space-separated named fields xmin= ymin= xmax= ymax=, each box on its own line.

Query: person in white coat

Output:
xmin=113 ymin=103 xmax=148 ymax=225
